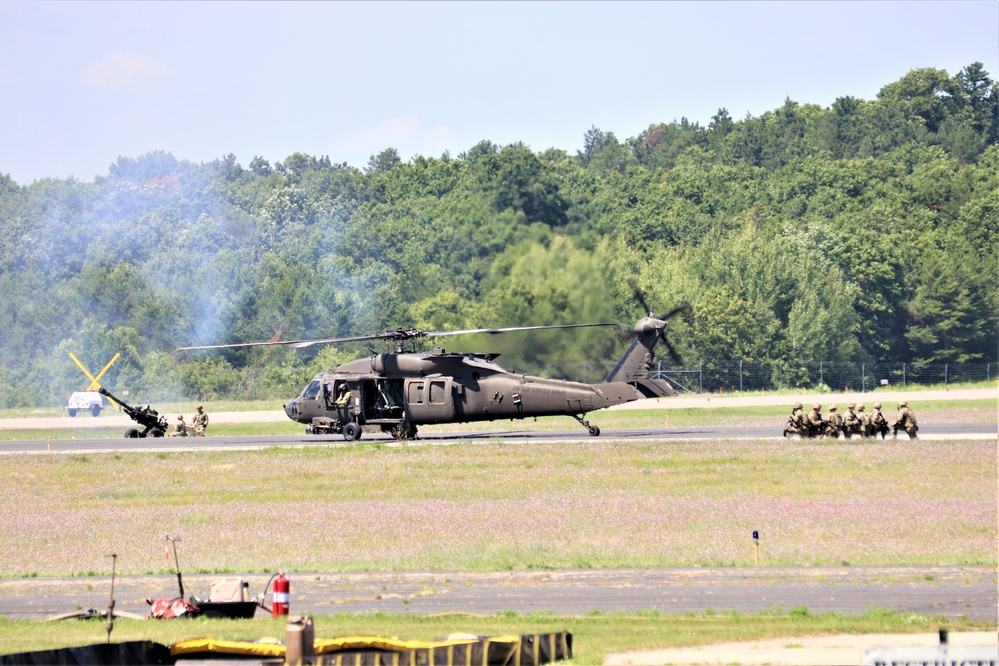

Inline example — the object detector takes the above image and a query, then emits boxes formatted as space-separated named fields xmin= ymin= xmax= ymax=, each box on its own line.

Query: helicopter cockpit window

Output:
xmin=301 ymin=380 xmax=322 ymax=401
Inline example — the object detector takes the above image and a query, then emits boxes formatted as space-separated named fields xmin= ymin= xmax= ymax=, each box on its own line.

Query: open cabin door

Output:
xmin=357 ymin=378 xmax=406 ymax=424
xmin=404 ymin=377 xmax=454 ymax=424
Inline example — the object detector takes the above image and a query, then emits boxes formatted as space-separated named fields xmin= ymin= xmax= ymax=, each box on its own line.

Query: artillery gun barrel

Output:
xmin=97 ymin=387 xmax=165 ymax=435
xmin=97 ymin=387 xmax=138 ymax=416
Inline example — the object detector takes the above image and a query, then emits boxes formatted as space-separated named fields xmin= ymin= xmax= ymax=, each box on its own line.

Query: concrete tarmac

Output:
xmin=0 ymin=566 xmax=995 ymax=623
xmin=0 ymin=421 xmax=995 ymax=454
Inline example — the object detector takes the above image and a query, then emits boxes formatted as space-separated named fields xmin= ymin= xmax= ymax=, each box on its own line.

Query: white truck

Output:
xmin=67 ymin=391 xmax=104 ymax=417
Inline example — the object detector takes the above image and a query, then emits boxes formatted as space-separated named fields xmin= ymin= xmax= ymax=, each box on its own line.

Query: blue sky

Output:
xmin=1 ymin=1 xmax=996 ymax=185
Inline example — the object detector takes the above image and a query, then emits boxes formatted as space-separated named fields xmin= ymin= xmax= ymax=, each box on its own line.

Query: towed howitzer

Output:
xmin=97 ymin=387 xmax=167 ymax=438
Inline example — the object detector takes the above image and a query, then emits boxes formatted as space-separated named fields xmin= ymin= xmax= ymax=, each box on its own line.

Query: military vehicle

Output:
xmin=179 ymin=303 xmax=690 ymax=441
xmin=67 ymin=391 xmax=104 ymax=417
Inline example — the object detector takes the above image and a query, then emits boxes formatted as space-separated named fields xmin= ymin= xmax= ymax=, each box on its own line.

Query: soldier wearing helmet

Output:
xmin=169 ymin=415 xmax=188 ymax=437
xmin=825 ymin=404 xmax=844 ymax=437
xmin=843 ymin=402 xmax=862 ymax=438
xmin=192 ymin=405 xmax=209 ymax=436
xmin=893 ymin=401 xmax=919 ymax=439
xmin=805 ymin=403 xmax=825 ymax=438
xmin=784 ymin=401 xmax=807 ymax=438
xmin=856 ymin=403 xmax=869 ymax=436
xmin=869 ymin=402 xmax=889 ymax=438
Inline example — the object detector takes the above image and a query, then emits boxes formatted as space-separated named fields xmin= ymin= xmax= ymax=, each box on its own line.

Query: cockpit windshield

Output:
xmin=301 ymin=380 xmax=322 ymax=400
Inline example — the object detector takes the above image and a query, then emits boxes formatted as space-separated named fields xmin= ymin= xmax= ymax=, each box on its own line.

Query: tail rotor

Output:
xmin=630 ymin=284 xmax=691 ymax=365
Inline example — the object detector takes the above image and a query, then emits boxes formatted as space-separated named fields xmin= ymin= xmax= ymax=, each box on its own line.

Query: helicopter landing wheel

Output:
xmin=343 ymin=422 xmax=361 ymax=441
xmin=572 ymin=413 xmax=600 ymax=436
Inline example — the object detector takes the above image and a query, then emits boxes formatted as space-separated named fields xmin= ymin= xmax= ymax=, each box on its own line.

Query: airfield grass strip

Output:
xmin=1 ymin=439 xmax=994 ymax=577
xmin=0 ymin=608 xmax=993 ymax=661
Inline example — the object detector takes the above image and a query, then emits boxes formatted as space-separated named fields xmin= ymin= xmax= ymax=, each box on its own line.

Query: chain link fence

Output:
xmin=650 ymin=361 xmax=995 ymax=394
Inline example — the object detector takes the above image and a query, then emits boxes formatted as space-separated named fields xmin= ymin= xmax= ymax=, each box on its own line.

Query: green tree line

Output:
xmin=0 ymin=64 xmax=996 ymax=407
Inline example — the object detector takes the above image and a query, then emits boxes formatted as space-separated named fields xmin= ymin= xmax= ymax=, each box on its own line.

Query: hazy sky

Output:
xmin=2 ymin=1 xmax=996 ymax=185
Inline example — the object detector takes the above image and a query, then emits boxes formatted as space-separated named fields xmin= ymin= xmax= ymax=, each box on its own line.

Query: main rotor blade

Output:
xmin=176 ymin=331 xmax=404 ymax=352
xmin=424 ymin=322 xmax=624 ymax=338
xmin=176 ymin=322 xmax=625 ymax=352
xmin=659 ymin=303 xmax=693 ymax=321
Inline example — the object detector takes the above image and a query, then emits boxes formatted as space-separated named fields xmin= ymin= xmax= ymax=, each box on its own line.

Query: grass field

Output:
xmin=0 ymin=607 xmax=993 ymax=663
xmin=1 ymin=437 xmax=994 ymax=577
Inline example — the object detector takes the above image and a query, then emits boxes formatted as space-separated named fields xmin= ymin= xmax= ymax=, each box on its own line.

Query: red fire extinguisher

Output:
xmin=272 ymin=571 xmax=289 ymax=617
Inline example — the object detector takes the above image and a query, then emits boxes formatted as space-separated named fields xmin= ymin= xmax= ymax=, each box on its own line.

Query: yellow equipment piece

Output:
xmin=68 ymin=352 xmax=120 ymax=405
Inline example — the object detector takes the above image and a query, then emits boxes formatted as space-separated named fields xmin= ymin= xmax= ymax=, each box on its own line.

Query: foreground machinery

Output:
xmin=97 ymin=387 xmax=167 ymax=438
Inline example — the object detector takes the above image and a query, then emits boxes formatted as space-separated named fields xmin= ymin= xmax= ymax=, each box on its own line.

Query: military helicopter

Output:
xmin=178 ymin=299 xmax=690 ymax=441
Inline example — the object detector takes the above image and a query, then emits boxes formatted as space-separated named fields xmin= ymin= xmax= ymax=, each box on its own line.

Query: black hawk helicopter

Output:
xmin=178 ymin=300 xmax=690 ymax=441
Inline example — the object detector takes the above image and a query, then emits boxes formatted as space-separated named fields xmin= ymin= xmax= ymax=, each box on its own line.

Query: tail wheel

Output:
xmin=343 ymin=422 xmax=361 ymax=441
xmin=588 ymin=426 xmax=601 ymax=437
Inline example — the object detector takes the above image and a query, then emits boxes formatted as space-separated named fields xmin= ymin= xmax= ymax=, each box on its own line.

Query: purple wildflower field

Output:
xmin=1 ymin=439 xmax=995 ymax=577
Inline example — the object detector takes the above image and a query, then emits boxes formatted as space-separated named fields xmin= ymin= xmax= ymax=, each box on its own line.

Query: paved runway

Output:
xmin=0 ymin=566 xmax=995 ymax=622
xmin=0 ymin=422 xmax=995 ymax=454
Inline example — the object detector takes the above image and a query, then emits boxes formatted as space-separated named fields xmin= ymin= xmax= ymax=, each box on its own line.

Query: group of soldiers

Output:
xmin=783 ymin=400 xmax=919 ymax=440
xmin=169 ymin=405 xmax=209 ymax=437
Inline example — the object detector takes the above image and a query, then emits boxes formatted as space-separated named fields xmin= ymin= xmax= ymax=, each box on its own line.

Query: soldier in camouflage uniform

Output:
xmin=842 ymin=402 xmax=863 ymax=438
xmin=892 ymin=401 xmax=919 ymax=439
xmin=784 ymin=402 xmax=807 ymax=438
xmin=868 ymin=402 xmax=890 ymax=439
xmin=856 ymin=404 xmax=869 ymax=437
xmin=192 ymin=405 xmax=209 ymax=436
xmin=825 ymin=404 xmax=844 ymax=438
xmin=169 ymin=415 xmax=188 ymax=437
xmin=805 ymin=403 xmax=826 ymax=438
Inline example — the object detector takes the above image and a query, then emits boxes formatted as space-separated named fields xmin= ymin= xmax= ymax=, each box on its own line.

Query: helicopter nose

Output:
xmin=284 ymin=401 xmax=299 ymax=420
